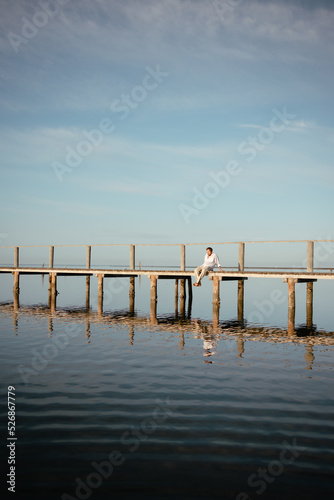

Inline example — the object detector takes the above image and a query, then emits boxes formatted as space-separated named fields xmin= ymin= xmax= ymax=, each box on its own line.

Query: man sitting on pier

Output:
xmin=193 ymin=247 xmax=223 ymax=287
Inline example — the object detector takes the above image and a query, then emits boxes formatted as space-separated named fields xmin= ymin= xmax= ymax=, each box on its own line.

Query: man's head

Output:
xmin=206 ymin=247 xmax=213 ymax=256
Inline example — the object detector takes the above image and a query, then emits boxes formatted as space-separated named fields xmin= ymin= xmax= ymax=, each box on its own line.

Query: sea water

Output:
xmin=0 ymin=276 xmax=333 ymax=499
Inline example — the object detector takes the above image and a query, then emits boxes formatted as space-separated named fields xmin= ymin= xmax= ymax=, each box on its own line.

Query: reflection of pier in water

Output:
xmin=1 ymin=240 xmax=334 ymax=334
xmin=2 ymin=304 xmax=334 ymax=371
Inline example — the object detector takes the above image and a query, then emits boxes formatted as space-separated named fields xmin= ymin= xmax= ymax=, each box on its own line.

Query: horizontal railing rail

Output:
xmin=0 ymin=240 xmax=334 ymax=273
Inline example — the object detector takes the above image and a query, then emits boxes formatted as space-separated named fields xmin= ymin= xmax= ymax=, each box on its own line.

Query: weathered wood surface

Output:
xmin=1 ymin=267 xmax=334 ymax=279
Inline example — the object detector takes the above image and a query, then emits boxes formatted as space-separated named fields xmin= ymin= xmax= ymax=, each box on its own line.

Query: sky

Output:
xmin=1 ymin=0 xmax=334 ymax=263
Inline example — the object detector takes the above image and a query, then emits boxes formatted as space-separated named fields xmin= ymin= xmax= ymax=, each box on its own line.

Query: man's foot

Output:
xmin=193 ymin=282 xmax=201 ymax=287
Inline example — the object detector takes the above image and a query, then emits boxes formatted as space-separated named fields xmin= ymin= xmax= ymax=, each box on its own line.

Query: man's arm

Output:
xmin=215 ymin=254 xmax=223 ymax=272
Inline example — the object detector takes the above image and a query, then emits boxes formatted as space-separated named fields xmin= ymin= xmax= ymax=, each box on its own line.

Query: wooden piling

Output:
xmin=212 ymin=276 xmax=220 ymax=305
xmin=86 ymin=276 xmax=90 ymax=310
xmin=306 ymin=281 xmax=313 ymax=329
xmin=130 ymin=245 xmax=135 ymax=271
xmin=48 ymin=274 xmax=52 ymax=308
xmin=14 ymin=247 xmax=19 ymax=268
xmin=86 ymin=245 xmax=91 ymax=269
xmin=287 ymin=278 xmax=296 ymax=335
xmin=238 ymin=242 xmax=245 ymax=272
xmin=187 ymin=276 xmax=193 ymax=304
xmin=174 ymin=279 xmax=178 ymax=316
xmin=13 ymin=271 xmax=20 ymax=309
xmin=129 ymin=276 xmax=135 ymax=315
xmin=237 ymin=279 xmax=244 ymax=323
xmin=212 ymin=276 xmax=220 ymax=327
xmin=307 ymin=241 xmax=314 ymax=272
xmin=150 ymin=276 xmax=158 ymax=323
xmin=180 ymin=278 xmax=186 ymax=317
xmin=187 ymin=277 xmax=193 ymax=317
xmin=213 ymin=303 xmax=220 ymax=328
xmin=97 ymin=274 xmax=104 ymax=315
xmin=180 ymin=244 xmax=185 ymax=271
xmin=49 ymin=246 xmax=54 ymax=269
xmin=50 ymin=273 xmax=57 ymax=312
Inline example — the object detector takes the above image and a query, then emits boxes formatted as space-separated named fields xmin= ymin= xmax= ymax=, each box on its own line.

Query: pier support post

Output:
xmin=97 ymin=274 xmax=104 ymax=316
xmin=14 ymin=247 xmax=19 ymax=268
xmin=187 ymin=277 xmax=193 ymax=316
xmin=13 ymin=271 xmax=20 ymax=309
xmin=238 ymin=242 xmax=245 ymax=272
xmin=212 ymin=276 xmax=220 ymax=306
xmin=180 ymin=244 xmax=185 ymax=271
xmin=85 ymin=247 xmax=91 ymax=310
xmin=237 ymin=279 xmax=244 ymax=323
xmin=307 ymin=241 xmax=314 ymax=272
xmin=306 ymin=281 xmax=313 ymax=329
xmin=180 ymin=278 xmax=186 ymax=317
xmin=174 ymin=279 xmax=179 ymax=316
xmin=130 ymin=245 xmax=135 ymax=271
xmin=287 ymin=278 xmax=296 ymax=335
xmin=150 ymin=276 xmax=158 ymax=323
xmin=129 ymin=276 xmax=135 ymax=316
xmin=50 ymin=273 xmax=57 ymax=312
xmin=86 ymin=276 xmax=90 ymax=310
xmin=212 ymin=276 xmax=220 ymax=327
xmin=49 ymin=246 xmax=54 ymax=269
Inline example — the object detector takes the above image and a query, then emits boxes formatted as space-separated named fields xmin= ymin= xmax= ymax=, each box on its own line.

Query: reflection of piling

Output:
xmin=85 ymin=317 xmax=91 ymax=340
xmin=97 ymin=274 xmax=104 ymax=316
xmin=287 ymin=278 xmax=296 ymax=335
xmin=13 ymin=271 xmax=20 ymax=310
xmin=306 ymin=281 xmax=313 ymax=329
xmin=128 ymin=324 xmax=134 ymax=345
xmin=237 ymin=279 xmax=245 ymax=323
xmin=305 ymin=345 xmax=314 ymax=370
xmin=13 ymin=309 xmax=18 ymax=331
xmin=48 ymin=311 xmax=53 ymax=333
xmin=237 ymin=336 xmax=245 ymax=357
xmin=129 ymin=277 xmax=135 ymax=316
xmin=150 ymin=276 xmax=158 ymax=324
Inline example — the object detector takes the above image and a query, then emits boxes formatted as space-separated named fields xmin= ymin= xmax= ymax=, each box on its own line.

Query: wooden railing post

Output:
xmin=238 ymin=242 xmax=245 ymax=272
xmin=307 ymin=241 xmax=314 ymax=272
xmin=180 ymin=244 xmax=185 ymax=271
xmin=49 ymin=246 xmax=54 ymax=269
xmin=130 ymin=245 xmax=135 ymax=271
xmin=14 ymin=246 xmax=19 ymax=268
xmin=86 ymin=245 xmax=91 ymax=269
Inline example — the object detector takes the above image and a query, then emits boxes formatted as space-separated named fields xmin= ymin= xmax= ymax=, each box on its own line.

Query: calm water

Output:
xmin=1 ymin=277 xmax=334 ymax=499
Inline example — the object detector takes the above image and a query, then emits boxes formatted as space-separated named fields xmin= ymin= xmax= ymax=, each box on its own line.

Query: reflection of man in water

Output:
xmin=193 ymin=247 xmax=223 ymax=287
xmin=203 ymin=339 xmax=217 ymax=358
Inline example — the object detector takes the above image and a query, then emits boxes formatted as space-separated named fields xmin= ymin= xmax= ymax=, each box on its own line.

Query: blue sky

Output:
xmin=1 ymin=0 xmax=334 ymax=259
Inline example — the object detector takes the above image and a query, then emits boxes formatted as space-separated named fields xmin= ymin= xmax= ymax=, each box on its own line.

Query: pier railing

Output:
xmin=1 ymin=240 xmax=334 ymax=273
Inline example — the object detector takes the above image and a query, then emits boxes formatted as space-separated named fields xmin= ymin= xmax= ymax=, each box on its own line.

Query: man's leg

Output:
xmin=194 ymin=265 xmax=208 ymax=285
xmin=194 ymin=265 xmax=203 ymax=283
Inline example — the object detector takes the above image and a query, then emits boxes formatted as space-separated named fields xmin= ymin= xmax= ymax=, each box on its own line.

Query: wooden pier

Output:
xmin=1 ymin=240 xmax=334 ymax=333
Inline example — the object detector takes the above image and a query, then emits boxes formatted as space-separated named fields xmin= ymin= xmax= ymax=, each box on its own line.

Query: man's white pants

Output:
xmin=194 ymin=265 xmax=210 ymax=284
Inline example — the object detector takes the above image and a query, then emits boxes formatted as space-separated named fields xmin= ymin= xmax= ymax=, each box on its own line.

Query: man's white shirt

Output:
xmin=203 ymin=253 xmax=221 ymax=270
